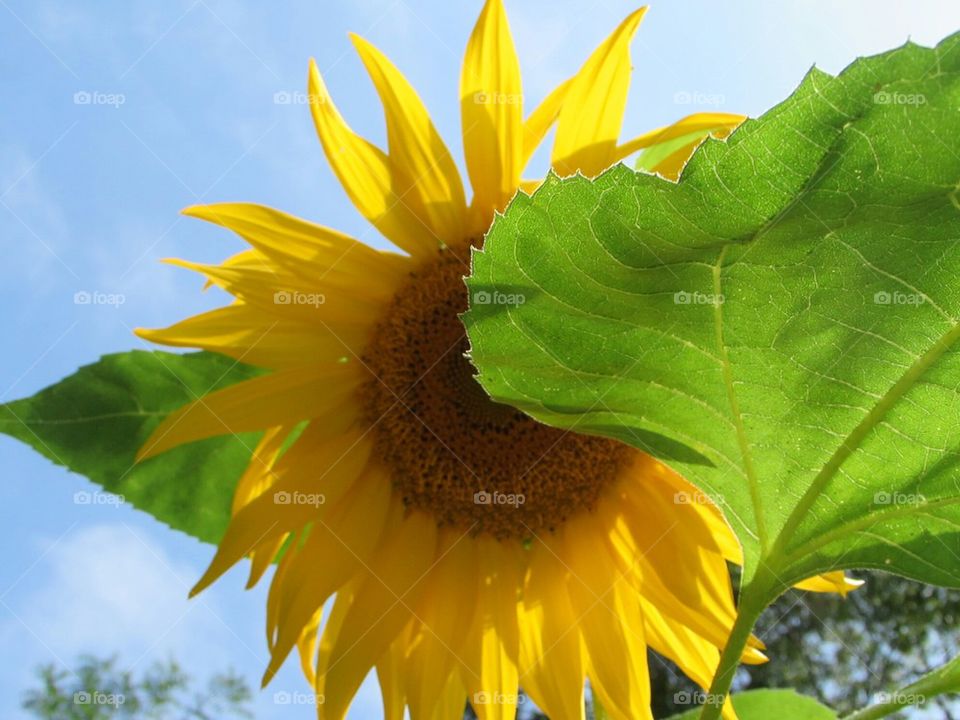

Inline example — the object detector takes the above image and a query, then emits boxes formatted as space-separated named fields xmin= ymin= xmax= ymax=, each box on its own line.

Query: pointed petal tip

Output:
xmin=180 ymin=204 xmax=204 ymax=218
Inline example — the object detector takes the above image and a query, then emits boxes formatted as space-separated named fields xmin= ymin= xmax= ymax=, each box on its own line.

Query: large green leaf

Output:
xmin=466 ymin=32 xmax=960 ymax=600
xmin=0 ymin=351 xmax=262 ymax=544
xmin=664 ymin=690 xmax=835 ymax=720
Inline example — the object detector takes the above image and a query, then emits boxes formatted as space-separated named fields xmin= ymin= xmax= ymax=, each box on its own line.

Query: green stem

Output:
xmin=700 ymin=573 xmax=770 ymax=720
xmin=842 ymin=655 xmax=960 ymax=720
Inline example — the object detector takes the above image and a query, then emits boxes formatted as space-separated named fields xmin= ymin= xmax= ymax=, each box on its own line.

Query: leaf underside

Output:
xmin=0 ymin=351 xmax=262 ymax=545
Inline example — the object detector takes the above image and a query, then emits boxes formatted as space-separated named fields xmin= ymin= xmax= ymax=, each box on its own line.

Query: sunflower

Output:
xmin=136 ymin=3 xmax=858 ymax=719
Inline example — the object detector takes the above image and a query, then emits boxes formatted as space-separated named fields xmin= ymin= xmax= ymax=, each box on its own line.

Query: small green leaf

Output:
xmin=466 ymin=32 xmax=960 ymax=598
xmin=0 ymin=351 xmax=263 ymax=544
xmin=665 ymin=689 xmax=836 ymax=720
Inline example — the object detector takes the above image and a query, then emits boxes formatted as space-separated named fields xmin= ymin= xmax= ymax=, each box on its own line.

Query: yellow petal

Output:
xmin=296 ymin=608 xmax=323 ymax=686
xmin=161 ymin=257 xmax=385 ymax=326
xmin=376 ymin=625 xmax=412 ymax=720
xmin=137 ymin=363 xmax=361 ymax=460
xmin=461 ymin=0 xmax=523 ymax=228
xmin=640 ymin=603 xmax=741 ymax=720
xmin=318 ymin=510 xmax=438 ymax=720
xmin=794 ymin=571 xmax=864 ymax=596
xmin=521 ymin=78 xmax=572 ymax=169
xmin=183 ymin=202 xmax=411 ymax=291
xmin=464 ymin=536 xmax=522 ymax=720
xmin=136 ymin=304 xmax=369 ymax=370
xmin=307 ymin=59 xmax=437 ymax=257
xmin=552 ymin=7 xmax=647 ymax=177
xmin=519 ymin=543 xmax=585 ymax=720
xmin=615 ymin=111 xmax=746 ymax=180
xmin=518 ymin=179 xmax=543 ymax=196
xmin=561 ymin=515 xmax=652 ymax=720
xmin=406 ymin=530 xmax=477 ymax=719
xmin=191 ymin=423 xmax=372 ymax=598
xmin=230 ymin=424 xmax=290 ymax=587
xmin=350 ymin=34 xmax=467 ymax=245
xmin=613 ymin=112 xmax=745 ymax=162
xmin=263 ymin=465 xmax=394 ymax=685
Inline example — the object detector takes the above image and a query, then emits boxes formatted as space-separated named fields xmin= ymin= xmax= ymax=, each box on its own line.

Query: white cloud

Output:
xmin=1 ymin=524 xmax=236 ymax=677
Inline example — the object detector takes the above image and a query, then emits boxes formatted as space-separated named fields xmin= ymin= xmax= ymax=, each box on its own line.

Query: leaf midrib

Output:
xmin=0 ymin=410 xmax=167 ymax=426
xmin=770 ymin=315 xmax=960 ymax=566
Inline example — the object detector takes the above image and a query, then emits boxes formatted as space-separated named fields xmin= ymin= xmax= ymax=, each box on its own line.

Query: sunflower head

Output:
xmin=132 ymin=3 xmax=809 ymax=719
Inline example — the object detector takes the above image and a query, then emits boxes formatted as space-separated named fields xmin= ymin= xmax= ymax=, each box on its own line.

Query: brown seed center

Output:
xmin=360 ymin=246 xmax=631 ymax=539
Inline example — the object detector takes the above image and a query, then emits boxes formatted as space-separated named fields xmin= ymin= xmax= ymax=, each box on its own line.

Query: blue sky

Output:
xmin=2 ymin=1 xmax=960 ymax=718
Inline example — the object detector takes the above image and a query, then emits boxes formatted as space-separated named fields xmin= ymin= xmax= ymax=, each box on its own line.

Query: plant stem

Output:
xmin=697 ymin=580 xmax=770 ymax=720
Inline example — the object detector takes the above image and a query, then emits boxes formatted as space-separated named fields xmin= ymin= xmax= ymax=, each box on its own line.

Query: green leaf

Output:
xmin=466 ymin=31 xmax=960 ymax=598
xmin=664 ymin=690 xmax=836 ymax=720
xmin=0 ymin=351 xmax=263 ymax=544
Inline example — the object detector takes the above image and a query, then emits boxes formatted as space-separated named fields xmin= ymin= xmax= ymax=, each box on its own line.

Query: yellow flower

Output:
xmin=135 ymin=3 xmax=856 ymax=719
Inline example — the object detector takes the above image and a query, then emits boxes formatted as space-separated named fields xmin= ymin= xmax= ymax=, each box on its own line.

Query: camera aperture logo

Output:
xmin=472 ymin=290 xmax=525 ymax=307
xmin=474 ymin=490 xmax=525 ymax=507
xmin=273 ymin=290 xmax=325 ymax=307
